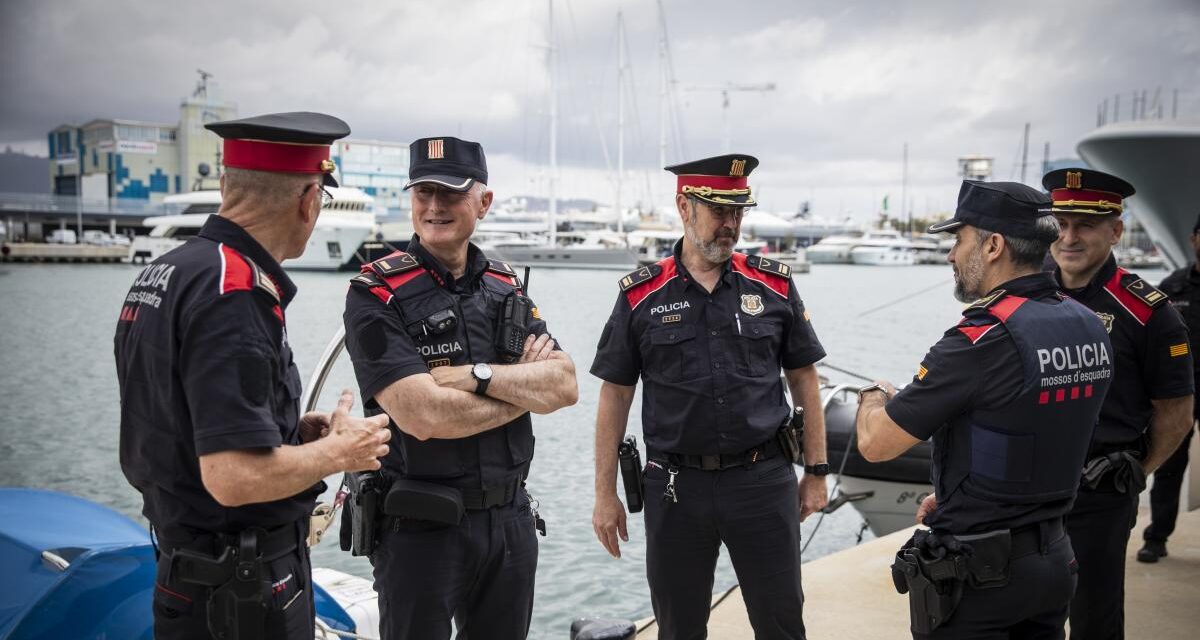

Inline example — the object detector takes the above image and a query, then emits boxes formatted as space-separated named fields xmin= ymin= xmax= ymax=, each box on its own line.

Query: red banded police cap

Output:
xmin=205 ymin=112 xmax=350 ymax=187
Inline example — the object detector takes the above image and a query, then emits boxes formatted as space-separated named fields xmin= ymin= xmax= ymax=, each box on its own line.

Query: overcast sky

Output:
xmin=2 ymin=0 xmax=1197 ymax=219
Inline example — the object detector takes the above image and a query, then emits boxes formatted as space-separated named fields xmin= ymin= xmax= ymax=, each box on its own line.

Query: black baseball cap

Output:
xmin=404 ymin=136 xmax=488 ymax=192
xmin=928 ymin=180 xmax=1052 ymax=239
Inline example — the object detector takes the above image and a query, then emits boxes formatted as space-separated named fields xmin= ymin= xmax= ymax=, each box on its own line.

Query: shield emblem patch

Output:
xmin=1095 ymin=312 xmax=1114 ymax=334
xmin=740 ymin=294 xmax=764 ymax=316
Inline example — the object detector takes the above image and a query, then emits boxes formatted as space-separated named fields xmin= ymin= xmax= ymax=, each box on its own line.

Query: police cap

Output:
xmin=205 ymin=112 xmax=350 ymax=187
xmin=665 ymin=154 xmax=759 ymax=207
xmin=404 ymin=136 xmax=488 ymax=192
xmin=927 ymin=180 xmax=1052 ymax=239
xmin=1041 ymin=168 xmax=1135 ymax=216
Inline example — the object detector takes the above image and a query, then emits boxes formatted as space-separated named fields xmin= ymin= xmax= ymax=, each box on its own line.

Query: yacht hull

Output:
xmin=1077 ymin=122 xmax=1200 ymax=270
xmin=488 ymin=245 xmax=640 ymax=270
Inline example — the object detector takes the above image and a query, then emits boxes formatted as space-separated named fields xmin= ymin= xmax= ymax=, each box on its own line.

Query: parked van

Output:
xmin=47 ymin=229 xmax=78 ymax=244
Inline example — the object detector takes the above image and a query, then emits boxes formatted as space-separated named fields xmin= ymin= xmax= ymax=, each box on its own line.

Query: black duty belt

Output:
xmin=460 ymin=475 xmax=523 ymax=510
xmin=156 ymin=520 xmax=305 ymax=562
xmin=1008 ymin=517 xmax=1065 ymax=557
xmin=649 ymin=437 xmax=782 ymax=471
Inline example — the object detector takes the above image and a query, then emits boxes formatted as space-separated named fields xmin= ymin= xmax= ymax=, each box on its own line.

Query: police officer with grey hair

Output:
xmin=856 ymin=181 xmax=1113 ymax=638
xmin=342 ymin=136 xmax=578 ymax=640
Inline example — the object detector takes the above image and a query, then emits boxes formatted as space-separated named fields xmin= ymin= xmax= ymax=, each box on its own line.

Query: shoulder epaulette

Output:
xmin=350 ymin=272 xmax=384 ymax=288
xmin=369 ymin=251 xmax=420 ymax=277
xmin=619 ymin=264 xmax=662 ymax=292
xmin=247 ymin=259 xmax=281 ymax=304
xmin=486 ymin=259 xmax=518 ymax=278
xmin=1120 ymin=272 xmax=1168 ymax=309
xmin=964 ymin=289 xmax=1006 ymax=312
xmin=746 ymin=254 xmax=791 ymax=279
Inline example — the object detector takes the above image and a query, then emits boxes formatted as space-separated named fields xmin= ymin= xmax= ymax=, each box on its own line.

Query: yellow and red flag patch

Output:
xmin=1169 ymin=343 xmax=1189 ymax=358
xmin=917 ymin=364 xmax=929 ymax=381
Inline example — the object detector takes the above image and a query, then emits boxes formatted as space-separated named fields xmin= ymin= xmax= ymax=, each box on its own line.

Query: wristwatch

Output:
xmin=471 ymin=363 xmax=493 ymax=395
xmin=804 ymin=463 xmax=831 ymax=476
xmin=858 ymin=384 xmax=891 ymax=402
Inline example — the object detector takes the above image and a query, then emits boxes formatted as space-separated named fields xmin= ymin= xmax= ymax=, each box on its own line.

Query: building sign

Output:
xmin=117 ymin=140 xmax=158 ymax=154
xmin=56 ymin=153 xmax=77 ymax=165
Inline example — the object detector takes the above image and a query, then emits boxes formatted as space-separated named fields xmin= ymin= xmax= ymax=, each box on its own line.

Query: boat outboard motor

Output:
xmin=570 ymin=617 xmax=636 ymax=640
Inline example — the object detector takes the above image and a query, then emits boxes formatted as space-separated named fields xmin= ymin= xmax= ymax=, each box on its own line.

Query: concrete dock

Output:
xmin=637 ymin=505 xmax=1200 ymax=638
xmin=1 ymin=243 xmax=127 ymax=263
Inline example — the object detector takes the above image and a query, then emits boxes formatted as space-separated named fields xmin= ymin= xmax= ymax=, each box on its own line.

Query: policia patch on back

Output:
xmin=620 ymin=264 xmax=661 ymax=292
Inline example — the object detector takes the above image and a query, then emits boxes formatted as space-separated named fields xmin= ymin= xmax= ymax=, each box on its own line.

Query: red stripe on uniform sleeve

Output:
xmin=1102 ymin=268 xmax=1153 ymax=325
xmin=625 ymin=258 xmax=678 ymax=309
xmin=957 ymin=322 xmax=998 ymax=344
xmin=729 ymin=253 xmax=789 ymax=299
xmin=219 ymin=243 xmax=254 ymax=295
xmin=987 ymin=295 xmax=1027 ymax=323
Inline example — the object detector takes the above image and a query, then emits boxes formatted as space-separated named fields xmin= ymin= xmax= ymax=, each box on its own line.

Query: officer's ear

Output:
xmin=299 ymin=181 xmax=320 ymax=225
xmin=478 ymin=188 xmax=494 ymax=219
xmin=676 ymin=193 xmax=691 ymax=223
xmin=1108 ymin=217 xmax=1124 ymax=245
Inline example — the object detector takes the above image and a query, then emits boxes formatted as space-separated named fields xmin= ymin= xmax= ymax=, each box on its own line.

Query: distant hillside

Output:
xmin=0 ymin=150 xmax=48 ymax=193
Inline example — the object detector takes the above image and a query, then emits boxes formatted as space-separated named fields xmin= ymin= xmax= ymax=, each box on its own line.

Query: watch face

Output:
xmin=473 ymin=363 xmax=493 ymax=380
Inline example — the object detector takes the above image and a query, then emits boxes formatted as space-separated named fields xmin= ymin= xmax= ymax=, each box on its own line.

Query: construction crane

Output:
xmin=684 ymin=82 xmax=777 ymax=153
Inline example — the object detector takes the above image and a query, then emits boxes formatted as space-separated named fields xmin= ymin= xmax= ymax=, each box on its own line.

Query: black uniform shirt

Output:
xmin=591 ymin=240 xmax=825 ymax=455
xmin=115 ymin=215 xmax=323 ymax=533
xmin=1054 ymin=255 xmax=1193 ymax=452
xmin=344 ymin=236 xmax=555 ymax=402
xmin=1160 ymin=264 xmax=1200 ymax=399
xmin=886 ymin=273 xmax=1051 ymax=440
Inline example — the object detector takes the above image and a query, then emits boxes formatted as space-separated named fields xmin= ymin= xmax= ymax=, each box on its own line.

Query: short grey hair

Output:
xmin=222 ymin=167 xmax=316 ymax=213
xmin=975 ymin=215 xmax=1060 ymax=269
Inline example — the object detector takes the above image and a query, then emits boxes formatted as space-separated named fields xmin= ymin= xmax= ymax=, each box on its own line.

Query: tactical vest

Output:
xmin=930 ymin=292 xmax=1114 ymax=532
xmin=351 ymin=251 xmax=535 ymax=491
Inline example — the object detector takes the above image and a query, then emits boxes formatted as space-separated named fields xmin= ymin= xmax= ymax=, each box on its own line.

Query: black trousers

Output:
xmin=370 ymin=493 xmax=539 ymax=640
xmin=1065 ymin=486 xmax=1139 ymax=640
xmin=643 ymin=455 xmax=806 ymax=640
xmin=152 ymin=532 xmax=314 ymax=640
xmin=1143 ymin=426 xmax=1196 ymax=543
xmin=912 ymin=529 xmax=1076 ymax=640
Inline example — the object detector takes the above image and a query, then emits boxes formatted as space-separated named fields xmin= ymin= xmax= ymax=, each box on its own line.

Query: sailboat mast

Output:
xmin=548 ymin=0 xmax=558 ymax=245
xmin=901 ymin=142 xmax=909 ymax=235
xmin=616 ymin=11 xmax=625 ymax=235
xmin=657 ymin=0 xmax=668 ymax=217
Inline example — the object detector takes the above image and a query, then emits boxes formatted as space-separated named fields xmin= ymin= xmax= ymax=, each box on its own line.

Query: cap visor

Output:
xmin=322 ymin=173 xmax=339 ymax=188
xmin=692 ymin=195 xmax=757 ymax=208
xmin=1038 ymin=206 xmax=1117 ymax=216
xmin=926 ymin=219 xmax=964 ymax=234
xmin=403 ymin=175 xmax=475 ymax=192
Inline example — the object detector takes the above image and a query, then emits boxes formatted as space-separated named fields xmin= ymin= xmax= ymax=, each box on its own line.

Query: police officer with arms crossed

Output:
xmin=1137 ymin=213 xmax=1200 ymax=563
xmin=1044 ymin=168 xmax=1195 ymax=639
xmin=855 ymin=180 xmax=1114 ymax=639
xmin=342 ymin=136 xmax=578 ymax=640
xmin=115 ymin=112 xmax=392 ymax=640
xmin=591 ymin=154 xmax=829 ymax=640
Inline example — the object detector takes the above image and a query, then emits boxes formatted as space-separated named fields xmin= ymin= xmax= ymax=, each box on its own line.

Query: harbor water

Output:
xmin=0 ymin=260 xmax=1169 ymax=639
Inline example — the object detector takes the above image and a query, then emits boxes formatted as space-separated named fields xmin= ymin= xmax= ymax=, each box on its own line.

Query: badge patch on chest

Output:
xmin=662 ymin=314 xmax=681 ymax=324
xmin=427 ymin=358 xmax=451 ymax=368
xmin=740 ymin=294 xmax=764 ymax=316
xmin=1095 ymin=312 xmax=1114 ymax=333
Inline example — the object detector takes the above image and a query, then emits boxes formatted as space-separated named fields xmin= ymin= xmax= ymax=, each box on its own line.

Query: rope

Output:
xmin=855 ymin=278 xmax=951 ymax=318
xmin=817 ymin=362 xmax=875 ymax=382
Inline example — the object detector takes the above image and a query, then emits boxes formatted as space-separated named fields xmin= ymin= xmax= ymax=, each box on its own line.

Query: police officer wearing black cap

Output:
xmin=115 ymin=112 xmax=392 ymax=640
xmin=341 ymin=136 xmax=578 ymax=640
xmin=1137 ymin=213 xmax=1200 ymax=564
xmin=591 ymin=154 xmax=828 ymax=639
xmin=1044 ymin=168 xmax=1194 ymax=639
xmin=856 ymin=180 xmax=1114 ymax=639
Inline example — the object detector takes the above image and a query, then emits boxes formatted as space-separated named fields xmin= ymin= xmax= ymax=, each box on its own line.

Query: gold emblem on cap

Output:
xmin=428 ymin=139 xmax=445 ymax=160
xmin=320 ymin=159 xmax=336 ymax=173
xmin=1066 ymin=171 xmax=1082 ymax=190
xmin=730 ymin=159 xmax=746 ymax=177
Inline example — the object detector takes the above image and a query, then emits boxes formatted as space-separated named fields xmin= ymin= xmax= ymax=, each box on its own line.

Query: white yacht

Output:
xmin=847 ymin=229 xmax=918 ymax=266
xmin=806 ymin=232 xmax=864 ymax=264
xmin=481 ymin=230 xmax=641 ymax=270
xmin=128 ymin=187 xmax=377 ymax=271
xmin=1076 ymin=119 xmax=1200 ymax=270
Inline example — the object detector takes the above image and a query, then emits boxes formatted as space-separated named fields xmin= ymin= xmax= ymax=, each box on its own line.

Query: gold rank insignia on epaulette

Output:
xmin=486 ymin=259 xmax=518 ymax=277
xmin=351 ymin=272 xmax=384 ymax=288
xmin=965 ymin=289 xmax=1006 ymax=311
xmin=371 ymin=252 xmax=420 ymax=276
xmin=249 ymin=260 xmax=280 ymax=303
xmin=619 ymin=264 xmax=660 ymax=291
xmin=1123 ymin=276 xmax=1167 ymax=308
xmin=747 ymin=255 xmax=791 ymax=278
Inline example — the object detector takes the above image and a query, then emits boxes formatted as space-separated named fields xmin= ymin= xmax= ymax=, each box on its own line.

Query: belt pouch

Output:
xmin=341 ymin=471 xmax=383 ymax=556
xmin=956 ymin=529 xmax=1012 ymax=588
xmin=384 ymin=477 xmax=465 ymax=526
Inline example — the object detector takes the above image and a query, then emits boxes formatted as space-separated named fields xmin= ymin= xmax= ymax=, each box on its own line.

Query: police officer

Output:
xmin=856 ymin=180 xmax=1114 ymax=639
xmin=591 ymin=154 xmax=829 ymax=640
xmin=115 ymin=112 xmax=392 ymax=640
xmin=1045 ymin=168 xmax=1195 ymax=639
xmin=342 ymin=136 xmax=579 ymax=640
xmin=1137 ymin=214 xmax=1200 ymax=563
